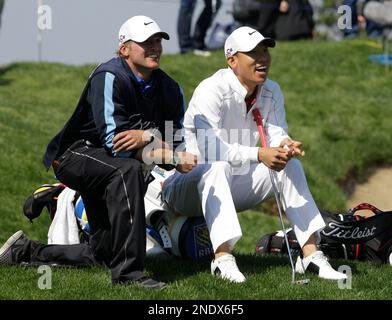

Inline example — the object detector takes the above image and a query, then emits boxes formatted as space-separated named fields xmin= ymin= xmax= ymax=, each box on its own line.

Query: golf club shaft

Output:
xmin=268 ymin=170 xmax=296 ymax=283
xmin=253 ymin=109 xmax=296 ymax=283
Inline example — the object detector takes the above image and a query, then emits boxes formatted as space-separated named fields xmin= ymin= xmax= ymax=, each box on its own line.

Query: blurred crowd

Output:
xmin=342 ymin=0 xmax=383 ymax=38
xmin=232 ymin=0 xmax=314 ymax=41
xmin=0 ymin=0 xmax=390 ymax=57
xmin=0 ymin=0 xmax=4 ymax=30
xmin=178 ymin=0 xmax=392 ymax=56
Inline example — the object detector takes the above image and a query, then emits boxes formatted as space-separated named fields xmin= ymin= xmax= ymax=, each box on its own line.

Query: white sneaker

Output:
xmin=295 ymin=250 xmax=347 ymax=280
xmin=211 ymin=254 xmax=246 ymax=283
xmin=193 ymin=49 xmax=211 ymax=57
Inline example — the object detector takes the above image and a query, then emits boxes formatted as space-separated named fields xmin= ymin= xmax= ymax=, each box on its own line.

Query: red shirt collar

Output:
xmin=245 ymin=86 xmax=259 ymax=111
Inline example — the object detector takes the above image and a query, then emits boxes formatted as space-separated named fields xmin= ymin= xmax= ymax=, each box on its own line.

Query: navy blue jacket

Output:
xmin=43 ymin=57 xmax=185 ymax=170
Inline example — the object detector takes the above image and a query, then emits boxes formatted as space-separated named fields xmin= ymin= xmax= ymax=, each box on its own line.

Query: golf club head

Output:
xmin=292 ymin=278 xmax=310 ymax=285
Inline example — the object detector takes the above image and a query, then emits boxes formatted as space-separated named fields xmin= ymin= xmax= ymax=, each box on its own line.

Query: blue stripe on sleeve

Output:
xmin=179 ymin=86 xmax=186 ymax=126
xmin=103 ymin=73 xmax=134 ymax=158
xmin=103 ymin=72 xmax=116 ymax=151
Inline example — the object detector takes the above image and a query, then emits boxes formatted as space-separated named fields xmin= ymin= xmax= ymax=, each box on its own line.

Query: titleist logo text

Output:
xmin=322 ymin=222 xmax=376 ymax=240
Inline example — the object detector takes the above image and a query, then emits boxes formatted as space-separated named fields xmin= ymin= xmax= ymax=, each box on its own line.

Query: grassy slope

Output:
xmin=0 ymin=38 xmax=392 ymax=299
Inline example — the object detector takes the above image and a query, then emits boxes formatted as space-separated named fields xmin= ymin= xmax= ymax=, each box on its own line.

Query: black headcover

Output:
xmin=23 ymin=184 xmax=65 ymax=222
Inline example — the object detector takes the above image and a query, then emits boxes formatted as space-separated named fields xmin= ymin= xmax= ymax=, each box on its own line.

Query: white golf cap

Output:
xmin=224 ymin=26 xmax=275 ymax=58
xmin=118 ymin=15 xmax=169 ymax=45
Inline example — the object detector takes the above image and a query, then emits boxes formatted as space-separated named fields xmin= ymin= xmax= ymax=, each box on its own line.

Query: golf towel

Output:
xmin=47 ymin=188 xmax=80 ymax=245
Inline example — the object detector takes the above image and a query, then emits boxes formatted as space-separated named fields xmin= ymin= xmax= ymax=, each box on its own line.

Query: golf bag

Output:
xmin=256 ymin=203 xmax=392 ymax=265
xmin=141 ymin=166 xmax=213 ymax=260
xmin=206 ymin=22 xmax=241 ymax=50
xmin=23 ymin=166 xmax=214 ymax=260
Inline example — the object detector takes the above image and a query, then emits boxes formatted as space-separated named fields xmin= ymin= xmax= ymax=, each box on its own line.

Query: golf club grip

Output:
xmin=252 ymin=109 xmax=268 ymax=148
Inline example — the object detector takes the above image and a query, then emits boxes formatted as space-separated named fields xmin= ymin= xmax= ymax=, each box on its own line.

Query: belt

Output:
xmin=52 ymin=140 xmax=95 ymax=173
xmin=68 ymin=139 xmax=95 ymax=150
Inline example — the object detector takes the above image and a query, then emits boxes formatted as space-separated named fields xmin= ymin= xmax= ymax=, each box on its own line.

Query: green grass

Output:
xmin=1 ymin=211 xmax=392 ymax=300
xmin=0 ymin=38 xmax=392 ymax=299
xmin=2 ymin=211 xmax=392 ymax=300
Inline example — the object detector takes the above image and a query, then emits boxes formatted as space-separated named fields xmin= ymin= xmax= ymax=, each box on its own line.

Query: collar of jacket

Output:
xmin=120 ymin=57 xmax=160 ymax=87
xmin=225 ymin=67 xmax=266 ymax=102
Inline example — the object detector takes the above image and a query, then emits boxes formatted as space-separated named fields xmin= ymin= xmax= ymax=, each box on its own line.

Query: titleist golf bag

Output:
xmin=256 ymin=203 xmax=392 ymax=265
xmin=23 ymin=166 xmax=214 ymax=260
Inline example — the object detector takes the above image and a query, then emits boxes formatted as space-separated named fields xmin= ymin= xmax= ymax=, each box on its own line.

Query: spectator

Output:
xmin=232 ymin=0 xmax=314 ymax=40
xmin=275 ymin=0 xmax=314 ymax=40
xmin=177 ymin=0 xmax=222 ymax=56
xmin=364 ymin=0 xmax=392 ymax=26
xmin=0 ymin=0 xmax=4 ymax=30
xmin=254 ymin=0 xmax=281 ymax=38
xmin=343 ymin=0 xmax=383 ymax=38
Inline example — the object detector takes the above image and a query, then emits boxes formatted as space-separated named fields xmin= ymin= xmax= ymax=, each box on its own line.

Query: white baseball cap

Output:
xmin=118 ymin=15 xmax=169 ymax=45
xmin=224 ymin=26 xmax=275 ymax=58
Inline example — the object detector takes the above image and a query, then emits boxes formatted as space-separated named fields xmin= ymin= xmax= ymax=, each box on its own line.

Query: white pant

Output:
xmin=162 ymin=159 xmax=326 ymax=252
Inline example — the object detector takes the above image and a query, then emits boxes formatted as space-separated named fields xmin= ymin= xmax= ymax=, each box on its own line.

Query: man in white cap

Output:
xmin=162 ymin=26 xmax=347 ymax=283
xmin=0 ymin=16 xmax=196 ymax=289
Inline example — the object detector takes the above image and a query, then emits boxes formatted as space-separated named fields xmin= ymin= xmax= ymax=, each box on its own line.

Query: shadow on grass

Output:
xmin=0 ymin=64 xmax=17 ymax=86
xmin=146 ymin=255 xmax=212 ymax=282
xmin=146 ymin=253 xmax=363 ymax=283
xmin=146 ymin=253 xmax=299 ymax=282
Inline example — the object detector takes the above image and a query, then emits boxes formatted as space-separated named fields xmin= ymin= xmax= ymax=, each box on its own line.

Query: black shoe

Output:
xmin=0 ymin=230 xmax=27 ymax=265
xmin=113 ymin=275 xmax=168 ymax=290
xmin=134 ymin=276 xmax=168 ymax=290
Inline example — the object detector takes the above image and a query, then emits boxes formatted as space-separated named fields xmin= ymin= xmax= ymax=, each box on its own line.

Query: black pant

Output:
xmin=256 ymin=0 xmax=281 ymax=39
xmin=177 ymin=0 xmax=222 ymax=52
xmin=17 ymin=140 xmax=148 ymax=283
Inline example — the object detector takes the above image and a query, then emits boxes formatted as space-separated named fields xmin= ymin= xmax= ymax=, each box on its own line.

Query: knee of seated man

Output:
xmin=119 ymin=158 xmax=144 ymax=174
xmin=209 ymin=161 xmax=232 ymax=176
xmin=284 ymin=158 xmax=304 ymax=178
xmin=114 ymin=159 xmax=145 ymax=184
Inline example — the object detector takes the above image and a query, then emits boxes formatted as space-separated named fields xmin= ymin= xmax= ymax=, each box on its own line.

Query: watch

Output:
xmin=146 ymin=128 xmax=159 ymax=144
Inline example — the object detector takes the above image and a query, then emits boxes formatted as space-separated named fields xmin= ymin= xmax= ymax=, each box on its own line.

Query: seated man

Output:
xmin=0 ymin=16 xmax=196 ymax=289
xmin=162 ymin=26 xmax=347 ymax=283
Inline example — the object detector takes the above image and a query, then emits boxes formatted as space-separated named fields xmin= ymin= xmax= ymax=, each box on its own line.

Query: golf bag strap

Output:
xmin=348 ymin=203 xmax=383 ymax=215
xmin=159 ymin=225 xmax=172 ymax=249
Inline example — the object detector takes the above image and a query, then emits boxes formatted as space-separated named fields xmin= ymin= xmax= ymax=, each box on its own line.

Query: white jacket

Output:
xmin=184 ymin=68 xmax=290 ymax=165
